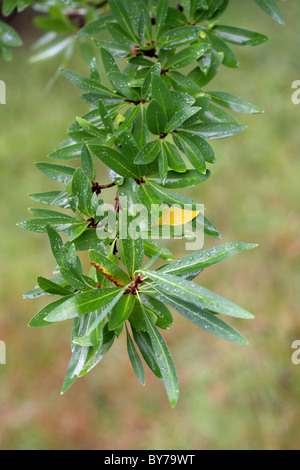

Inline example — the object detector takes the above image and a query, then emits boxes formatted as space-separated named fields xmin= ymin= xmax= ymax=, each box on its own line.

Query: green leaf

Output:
xmin=205 ymin=30 xmax=239 ymax=68
xmin=159 ymin=242 xmax=257 ymax=276
xmin=0 ymin=20 xmax=22 ymax=46
xmin=155 ymin=291 xmax=248 ymax=345
xmin=142 ymin=63 xmax=162 ymax=100
xmin=108 ymin=0 xmax=138 ymax=41
xmin=182 ymin=123 xmax=246 ymax=139
xmin=109 ymin=294 xmax=136 ymax=330
xmin=119 ymin=209 xmax=145 ymax=276
xmin=131 ymin=327 xmax=162 ymax=379
xmin=177 ymin=131 xmax=216 ymax=163
xmin=29 ymin=295 xmax=75 ymax=327
xmin=254 ymin=0 xmax=284 ymax=25
xmin=142 ymin=306 xmax=179 ymax=408
xmin=45 ymin=288 xmax=122 ymax=322
xmin=100 ymin=46 xmax=120 ymax=76
xmin=174 ymin=133 xmax=206 ymax=174
xmin=89 ymin=144 xmax=140 ymax=179
xmin=188 ymin=52 xmax=224 ymax=87
xmin=79 ymin=326 xmax=115 ymax=376
xmin=162 ymin=141 xmax=186 ymax=173
xmin=72 ymin=230 xmax=107 ymax=252
xmin=143 ymin=239 xmax=174 ymax=261
xmin=72 ymin=168 xmax=93 ymax=216
xmin=151 ymin=73 xmax=174 ymax=121
xmin=165 ymin=106 xmax=201 ymax=133
xmin=149 ymin=169 xmax=211 ymax=188
xmin=140 ymin=294 xmax=173 ymax=329
xmin=168 ymin=70 xmax=203 ymax=97
xmin=81 ymin=143 xmax=95 ymax=181
xmin=165 ymin=43 xmax=210 ymax=70
xmin=158 ymin=141 xmax=169 ymax=184
xmin=49 ymin=142 xmax=83 ymax=161
xmin=146 ymin=100 xmax=168 ymax=135
xmin=159 ymin=25 xmax=201 ymax=49
xmin=213 ymin=25 xmax=269 ymax=46
xmin=141 ymin=271 xmax=254 ymax=319
xmin=208 ymin=91 xmax=263 ymax=114
xmin=89 ymin=248 xmax=131 ymax=287
xmin=18 ymin=218 xmax=80 ymax=233
xmin=134 ymin=140 xmax=161 ymax=165
xmin=37 ymin=277 xmax=72 ymax=296
xmin=46 ymin=225 xmax=67 ymax=268
xmin=98 ymin=99 xmax=114 ymax=133
xmin=61 ymin=68 xmax=120 ymax=99
xmin=108 ymin=72 xmax=140 ymax=101
xmin=29 ymin=191 xmax=75 ymax=209
xmin=77 ymin=16 xmax=114 ymax=37
xmin=132 ymin=106 xmax=150 ymax=149
xmin=155 ymin=0 xmax=169 ymax=39
xmin=126 ymin=327 xmax=146 ymax=386
xmin=35 ymin=162 xmax=75 ymax=184
xmin=2 ymin=0 xmax=18 ymax=16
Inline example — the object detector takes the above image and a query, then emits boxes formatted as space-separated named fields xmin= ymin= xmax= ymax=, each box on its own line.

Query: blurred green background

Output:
xmin=1 ymin=0 xmax=300 ymax=450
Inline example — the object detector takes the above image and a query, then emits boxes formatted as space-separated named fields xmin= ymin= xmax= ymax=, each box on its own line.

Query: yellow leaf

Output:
xmin=154 ymin=207 xmax=200 ymax=227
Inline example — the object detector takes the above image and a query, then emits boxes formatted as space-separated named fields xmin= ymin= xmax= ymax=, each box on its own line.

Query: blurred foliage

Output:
xmin=0 ymin=0 xmax=300 ymax=450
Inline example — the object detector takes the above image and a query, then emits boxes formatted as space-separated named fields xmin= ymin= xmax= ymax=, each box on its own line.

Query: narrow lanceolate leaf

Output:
xmin=146 ymin=100 xmax=168 ymax=135
xmin=109 ymin=294 xmax=136 ymax=330
xmin=173 ymin=133 xmax=206 ymax=174
xmin=108 ymin=72 xmax=140 ymax=101
xmin=155 ymin=291 xmax=248 ymax=346
xmin=89 ymin=249 xmax=131 ymax=287
xmin=182 ymin=123 xmax=246 ymax=140
xmin=142 ymin=63 xmax=162 ymax=100
xmin=141 ymin=271 xmax=254 ymax=319
xmin=45 ymin=288 xmax=122 ymax=322
xmin=49 ymin=142 xmax=83 ymax=160
xmin=205 ymin=30 xmax=239 ymax=68
xmin=159 ymin=242 xmax=258 ymax=276
xmin=208 ymin=92 xmax=263 ymax=114
xmin=165 ymin=106 xmax=201 ymax=133
xmin=126 ymin=327 xmax=146 ymax=386
xmin=72 ymin=168 xmax=93 ymax=216
xmin=142 ymin=307 xmax=179 ymax=408
xmin=149 ymin=169 xmax=211 ymax=189
xmin=155 ymin=0 xmax=169 ymax=39
xmin=46 ymin=225 xmax=67 ymax=268
xmin=151 ymin=73 xmax=174 ymax=121
xmin=131 ymin=328 xmax=162 ymax=379
xmin=29 ymin=295 xmax=75 ymax=327
xmin=119 ymin=209 xmax=145 ymax=276
xmin=134 ymin=140 xmax=161 ymax=165
xmin=29 ymin=191 xmax=75 ymax=209
xmin=139 ymin=294 xmax=173 ymax=330
xmin=254 ymin=0 xmax=284 ymax=25
xmin=89 ymin=144 xmax=140 ymax=179
xmin=163 ymin=141 xmax=186 ymax=173
xmin=108 ymin=0 xmax=138 ymax=42
xmin=61 ymin=343 xmax=89 ymax=394
xmin=213 ymin=25 xmax=269 ymax=47
xmin=159 ymin=26 xmax=201 ymax=49
xmin=81 ymin=143 xmax=95 ymax=181
xmin=78 ymin=326 xmax=115 ymax=376
xmin=60 ymin=68 xmax=120 ymax=99
xmin=0 ymin=20 xmax=22 ymax=46
xmin=35 ymin=162 xmax=75 ymax=184
xmin=165 ymin=43 xmax=210 ymax=70
xmin=143 ymin=239 xmax=174 ymax=261
xmin=100 ymin=46 xmax=120 ymax=75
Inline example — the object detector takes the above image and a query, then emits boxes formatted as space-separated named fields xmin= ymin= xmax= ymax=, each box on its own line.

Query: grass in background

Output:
xmin=0 ymin=0 xmax=300 ymax=450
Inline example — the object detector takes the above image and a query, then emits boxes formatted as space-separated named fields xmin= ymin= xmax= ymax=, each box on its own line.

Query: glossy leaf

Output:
xmin=109 ymin=294 xmax=136 ymax=330
xmin=142 ymin=306 xmax=179 ymax=407
xmin=142 ymin=271 xmax=254 ymax=319
xmin=213 ymin=25 xmax=269 ymax=47
xmin=208 ymin=91 xmax=263 ymax=114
